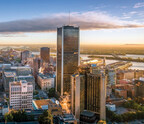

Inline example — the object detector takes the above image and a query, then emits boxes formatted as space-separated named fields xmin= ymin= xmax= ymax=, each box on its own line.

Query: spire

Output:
xmin=69 ymin=11 xmax=71 ymax=25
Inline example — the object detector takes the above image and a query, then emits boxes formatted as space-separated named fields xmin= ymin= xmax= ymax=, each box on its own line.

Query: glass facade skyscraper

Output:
xmin=56 ymin=25 xmax=80 ymax=96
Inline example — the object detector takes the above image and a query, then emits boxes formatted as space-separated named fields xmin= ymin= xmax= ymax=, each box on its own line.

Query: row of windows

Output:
xmin=11 ymin=91 xmax=33 ymax=94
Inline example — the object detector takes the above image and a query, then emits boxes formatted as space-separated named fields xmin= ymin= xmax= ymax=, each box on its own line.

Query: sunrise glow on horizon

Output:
xmin=0 ymin=0 xmax=144 ymax=45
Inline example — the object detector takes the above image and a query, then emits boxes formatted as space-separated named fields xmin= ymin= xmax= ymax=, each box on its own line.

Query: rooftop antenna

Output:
xmin=69 ymin=11 xmax=71 ymax=25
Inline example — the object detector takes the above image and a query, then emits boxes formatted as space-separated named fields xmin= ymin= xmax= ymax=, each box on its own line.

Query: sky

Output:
xmin=0 ymin=0 xmax=144 ymax=45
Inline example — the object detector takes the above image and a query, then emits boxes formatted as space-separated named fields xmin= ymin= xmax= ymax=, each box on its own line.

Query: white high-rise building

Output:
xmin=9 ymin=80 xmax=33 ymax=110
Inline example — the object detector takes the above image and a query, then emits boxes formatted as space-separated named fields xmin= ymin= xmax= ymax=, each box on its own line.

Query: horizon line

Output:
xmin=0 ymin=43 xmax=144 ymax=46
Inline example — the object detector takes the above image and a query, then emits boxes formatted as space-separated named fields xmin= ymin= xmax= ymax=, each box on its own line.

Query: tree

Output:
xmin=4 ymin=113 xmax=13 ymax=122
xmin=33 ymin=90 xmax=39 ymax=95
xmin=38 ymin=110 xmax=53 ymax=124
xmin=106 ymin=107 xmax=144 ymax=122
xmin=48 ymin=88 xmax=55 ymax=98
xmin=12 ymin=110 xmax=28 ymax=122
xmin=4 ymin=110 xmax=31 ymax=122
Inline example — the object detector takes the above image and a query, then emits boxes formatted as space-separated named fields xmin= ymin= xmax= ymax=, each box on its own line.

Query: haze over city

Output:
xmin=0 ymin=0 xmax=144 ymax=45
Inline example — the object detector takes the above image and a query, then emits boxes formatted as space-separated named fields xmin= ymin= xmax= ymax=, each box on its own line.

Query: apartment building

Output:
xmin=9 ymin=80 xmax=33 ymax=110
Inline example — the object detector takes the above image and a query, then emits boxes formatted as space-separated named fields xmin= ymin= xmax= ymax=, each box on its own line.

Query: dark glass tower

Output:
xmin=40 ymin=47 xmax=50 ymax=63
xmin=56 ymin=25 xmax=80 ymax=96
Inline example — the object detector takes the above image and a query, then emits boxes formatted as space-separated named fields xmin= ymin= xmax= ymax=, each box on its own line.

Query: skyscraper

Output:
xmin=86 ymin=72 xmax=106 ymax=121
xmin=56 ymin=25 xmax=80 ymax=96
xmin=40 ymin=47 xmax=50 ymax=63
xmin=71 ymin=74 xmax=85 ymax=119
xmin=71 ymin=65 xmax=106 ymax=121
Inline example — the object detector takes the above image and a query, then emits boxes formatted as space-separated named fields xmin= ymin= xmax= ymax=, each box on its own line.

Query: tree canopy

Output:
xmin=4 ymin=110 xmax=34 ymax=122
xmin=38 ymin=110 xmax=53 ymax=124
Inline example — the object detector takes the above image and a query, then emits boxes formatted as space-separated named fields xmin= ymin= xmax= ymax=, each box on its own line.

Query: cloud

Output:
xmin=122 ymin=11 xmax=138 ymax=19
xmin=134 ymin=2 xmax=144 ymax=8
xmin=0 ymin=11 xmax=143 ymax=34
xmin=0 ymin=32 xmax=26 ymax=37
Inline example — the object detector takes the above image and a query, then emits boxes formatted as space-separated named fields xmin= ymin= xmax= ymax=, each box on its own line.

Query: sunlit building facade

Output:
xmin=71 ymin=74 xmax=85 ymax=119
xmin=9 ymin=80 xmax=33 ymax=110
xmin=71 ymin=66 xmax=106 ymax=121
xmin=56 ymin=25 xmax=80 ymax=96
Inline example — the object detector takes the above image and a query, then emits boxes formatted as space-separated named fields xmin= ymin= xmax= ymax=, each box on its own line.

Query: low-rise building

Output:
xmin=0 ymin=103 xmax=9 ymax=116
xmin=37 ymin=73 xmax=54 ymax=91
xmin=80 ymin=110 xmax=99 ymax=124
xmin=9 ymin=80 xmax=33 ymax=110
xmin=116 ymin=70 xmax=144 ymax=82
xmin=54 ymin=113 xmax=77 ymax=124
xmin=134 ymin=79 xmax=144 ymax=98
xmin=115 ymin=89 xmax=127 ymax=99
xmin=113 ymin=83 xmax=135 ymax=98
xmin=3 ymin=66 xmax=35 ymax=92
xmin=32 ymin=99 xmax=62 ymax=116
xmin=3 ymin=70 xmax=16 ymax=91
xmin=106 ymin=103 xmax=116 ymax=112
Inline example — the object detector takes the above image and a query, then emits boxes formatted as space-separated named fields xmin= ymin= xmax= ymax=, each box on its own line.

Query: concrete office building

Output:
xmin=86 ymin=72 xmax=106 ymax=121
xmin=71 ymin=66 xmax=106 ymax=121
xmin=71 ymin=74 xmax=85 ymax=120
xmin=37 ymin=73 xmax=55 ymax=91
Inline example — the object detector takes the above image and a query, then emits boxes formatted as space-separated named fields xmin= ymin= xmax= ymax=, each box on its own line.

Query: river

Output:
xmin=32 ymin=52 xmax=144 ymax=70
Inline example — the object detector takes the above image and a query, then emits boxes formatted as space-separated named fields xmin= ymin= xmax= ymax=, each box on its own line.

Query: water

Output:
xmin=120 ymin=54 xmax=144 ymax=59
xmin=1 ymin=46 xmax=143 ymax=70
xmin=32 ymin=52 xmax=144 ymax=70
xmin=105 ymin=60 xmax=144 ymax=70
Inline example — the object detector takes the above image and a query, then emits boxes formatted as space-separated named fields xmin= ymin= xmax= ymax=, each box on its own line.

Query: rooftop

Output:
xmin=33 ymin=99 xmax=60 ymax=110
xmin=80 ymin=110 xmax=98 ymax=117
xmin=38 ymin=73 xmax=54 ymax=79
xmin=4 ymin=71 xmax=16 ymax=77
xmin=10 ymin=80 xmax=32 ymax=86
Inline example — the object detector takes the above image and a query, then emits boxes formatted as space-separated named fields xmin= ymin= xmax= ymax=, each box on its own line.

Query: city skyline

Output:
xmin=0 ymin=1 xmax=144 ymax=123
xmin=0 ymin=0 xmax=144 ymax=45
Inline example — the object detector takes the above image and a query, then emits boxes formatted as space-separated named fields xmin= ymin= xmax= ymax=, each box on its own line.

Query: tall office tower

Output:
xmin=9 ymin=80 xmax=33 ymax=110
xmin=87 ymin=67 xmax=106 ymax=121
xmin=86 ymin=72 xmax=106 ymax=121
xmin=40 ymin=47 xmax=50 ymax=63
xmin=21 ymin=50 xmax=31 ymax=64
xmin=71 ymin=66 xmax=106 ymax=121
xmin=56 ymin=26 xmax=80 ymax=96
xmin=71 ymin=74 xmax=85 ymax=119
